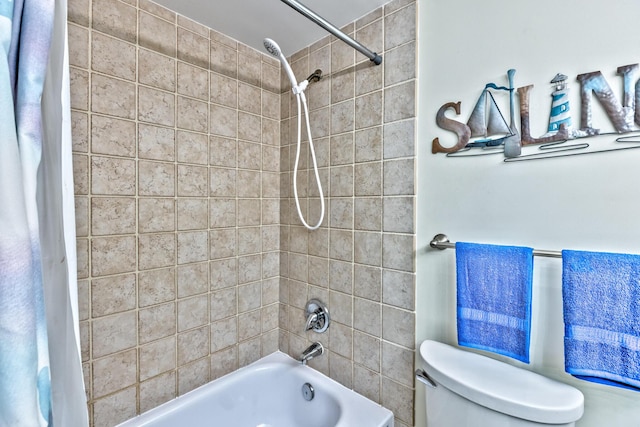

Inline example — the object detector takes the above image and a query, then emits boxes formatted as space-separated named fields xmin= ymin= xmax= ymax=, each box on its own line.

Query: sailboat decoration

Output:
xmin=466 ymin=87 xmax=512 ymax=146
xmin=432 ymin=69 xmax=521 ymax=156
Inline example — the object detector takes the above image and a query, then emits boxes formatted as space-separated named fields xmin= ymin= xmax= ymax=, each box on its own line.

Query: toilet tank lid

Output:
xmin=419 ymin=340 xmax=584 ymax=424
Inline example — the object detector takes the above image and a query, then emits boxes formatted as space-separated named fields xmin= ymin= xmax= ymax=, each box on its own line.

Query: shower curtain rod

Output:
xmin=280 ymin=0 xmax=383 ymax=65
xmin=430 ymin=234 xmax=562 ymax=258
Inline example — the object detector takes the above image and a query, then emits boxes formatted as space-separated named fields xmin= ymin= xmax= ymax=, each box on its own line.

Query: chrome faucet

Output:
xmin=305 ymin=311 xmax=320 ymax=331
xmin=304 ymin=299 xmax=330 ymax=333
xmin=299 ymin=342 xmax=324 ymax=365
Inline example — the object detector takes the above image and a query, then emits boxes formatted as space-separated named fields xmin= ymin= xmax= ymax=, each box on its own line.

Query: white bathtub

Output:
xmin=118 ymin=351 xmax=394 ymax=427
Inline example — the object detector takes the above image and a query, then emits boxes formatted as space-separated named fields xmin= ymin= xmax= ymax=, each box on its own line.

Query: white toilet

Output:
xmin=418 ymin=340 xmax=584 ymax=427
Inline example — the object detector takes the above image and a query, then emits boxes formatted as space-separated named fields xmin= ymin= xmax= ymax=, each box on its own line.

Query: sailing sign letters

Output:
xmin=432 ymin=64 xmax=640 ymax=159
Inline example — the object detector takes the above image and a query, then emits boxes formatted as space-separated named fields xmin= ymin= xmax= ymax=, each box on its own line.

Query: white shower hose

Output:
xmin=293 ymin=89 xmax=325 ymax=231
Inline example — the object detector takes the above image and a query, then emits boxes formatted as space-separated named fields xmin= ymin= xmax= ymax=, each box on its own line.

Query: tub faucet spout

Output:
xmin=299 ymin=342 xmax=324 ymax=365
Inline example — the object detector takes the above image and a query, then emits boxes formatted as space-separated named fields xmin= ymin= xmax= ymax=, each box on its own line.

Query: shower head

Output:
xmin=263 ymin=38 xmax=298 ymax=89
xmin=263 ymin=38 xmax=282 ymax=57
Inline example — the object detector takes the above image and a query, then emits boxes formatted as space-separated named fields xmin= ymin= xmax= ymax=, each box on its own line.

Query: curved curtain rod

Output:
xmin=280 ymin=0 xmax=383 ymax=65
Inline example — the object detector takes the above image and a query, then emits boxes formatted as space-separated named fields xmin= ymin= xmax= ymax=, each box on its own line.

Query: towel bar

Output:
xmin=430 ymin=234 xmax=561 ymax=258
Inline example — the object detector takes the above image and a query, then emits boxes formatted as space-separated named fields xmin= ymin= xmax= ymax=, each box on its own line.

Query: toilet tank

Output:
xmin=419 ymin=340 xmax=584 ymax=427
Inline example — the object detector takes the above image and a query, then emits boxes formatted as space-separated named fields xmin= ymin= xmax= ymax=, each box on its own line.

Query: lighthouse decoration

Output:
xmin=543 ymin=73 xmax=572 ymax=137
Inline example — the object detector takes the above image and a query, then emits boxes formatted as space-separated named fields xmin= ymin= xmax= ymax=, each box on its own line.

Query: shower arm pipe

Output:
xmin=280 ymin=0 xmax=383 ymax=65
xmin=429 ymin=234 xmax=562 ymax=258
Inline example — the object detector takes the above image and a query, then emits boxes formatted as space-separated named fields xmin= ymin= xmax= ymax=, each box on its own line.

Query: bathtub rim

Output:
xmin=116 ymin=350 xmax=394 ymax=427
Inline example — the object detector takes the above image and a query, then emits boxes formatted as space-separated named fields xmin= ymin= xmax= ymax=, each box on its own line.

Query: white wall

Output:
xmin=416 ymin=0 xmax=640 ymax=425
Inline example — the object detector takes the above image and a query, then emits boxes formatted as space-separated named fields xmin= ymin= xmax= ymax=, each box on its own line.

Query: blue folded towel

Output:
xmin=562 ymin=250 xmax=640 ymax=391
xmin=456 ymin=242 xmax=534 ymax=363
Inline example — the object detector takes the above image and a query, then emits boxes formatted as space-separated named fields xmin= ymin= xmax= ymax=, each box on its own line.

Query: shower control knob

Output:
xmin=304 ymin=299 xmax=330 ymax=333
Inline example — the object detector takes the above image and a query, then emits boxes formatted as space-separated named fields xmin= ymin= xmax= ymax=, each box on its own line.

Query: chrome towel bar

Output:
xmin=430 ymin=233 xmax=562 ymax=259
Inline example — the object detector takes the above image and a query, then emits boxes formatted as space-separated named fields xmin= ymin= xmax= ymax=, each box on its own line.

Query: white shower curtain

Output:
xmin=0 ymin=0 xmax=88 ymax=424
xmin=40 ymin=0 xmax=89 ymax=425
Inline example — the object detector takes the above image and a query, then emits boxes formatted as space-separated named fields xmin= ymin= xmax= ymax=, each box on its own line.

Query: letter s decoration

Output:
xmin=432 ymin=102 xmax=471 ymax=154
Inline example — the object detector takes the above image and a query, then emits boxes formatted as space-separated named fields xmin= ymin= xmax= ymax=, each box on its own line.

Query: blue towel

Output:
xmin=456 ymin=242 xmax=534 ymax=363
xmin=562 ymin=250 xmax=640 ymax=391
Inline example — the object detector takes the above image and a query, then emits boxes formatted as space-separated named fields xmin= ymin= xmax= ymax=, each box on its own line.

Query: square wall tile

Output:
xmin=210 ymin=258 xmax=238 ymax=290
xmin=211 ymin=317 xmax=237 ymax=353
xmin=178 ymin=262 xmax=209 ymax=298
xmin=178 ymin=131 xmax=208 ymax=165
xmin=91 ymin=197 xmax=136 ymax=235
xmin=139 ymin=11 xmax=176 ymax=57
xmin=178 ymin=326 xmax=210 ymax=365
xmin=139 ymin=161 xmax=175 ymax=197
xmin=139 ymin=48 xmax=176 ymax=92
xmin=139 ymin=198 xmax=175 ymax=233
xmin=70 ymin=68 xmax=88 ymax=110
xmin=177 ymin=62 xmax=209 ymax=101
xmin=177 ymin=165 xmax=208 ymax=197
xmin=177 ymin=96 xmax=208 ymax=133
xmin=92 ymin=0 xmax=137 ymax=43
xmin=139 ymin=302 xmax=177 ymax=344
xmin=91 ymin=115 xmax=136 ymax=157
xmin=68 ymin=0 xmax=90 ymax=27
xmin=383 ymin=197 xmax=414 ymax=233
xmin=211 ymin=42 xmax=238 ymax=79
xmin=139 ymin=86 xmax=175 ymax=126
xmin=210 ymin=198 xmax=236 ymax=228
xmin=91 ymin=156 xmax=135 ymax=196
xmin=71 ymin=111 xmax=89 ymax=153
xmin=92 ymin=349 xmax=137 ymax=399
xmin=91 ymin=274 xmax=136 ymax=317
xmin=382 ymin=305 xmax=414 ymax=349
xmin=178 ymin=295 xmax=209 ymax=332
xmin=92 ymin=386 xmax=137 ymax=427
xmin=140 ymin=372 xmax=176 ymax=413
xmin=382 ymin=233 xmax=414 ymax=272
xmin=210 ymin=136 xmax=237 ymax=167
xmin=139 ymin=267 xmax=176 ymax=307
xmin=383 ymin=80 xmax=415 ymax=123
xmin=210 ymin=104 xmax=238 ymax=138
xmin=178 ymin=358 xmax=210 ymax=396
xmin=178 ymin=199 xmax=209 ymax=230
xmin=138 ymin=233 xmax=176 ymax=270
xmin=139 ymin=124 xmax=175 ymax=161
xmin=91 ymin=236 xmax=136 ymax=277
xmin=210 ymin=346 xmax=238 ymax=380
xmin=178 ymin=27 xmax=210 ymax=69
xmin=140 ymin=0 xmax=175 ymax=21
xmin=92 ymin=311 xmax=137 ymax=358
xmin=140 ymin=336 xmax=176 ymax=381
xmin=384 ymin=3 xmax=416 ymax=51
xmin=91 ymin=32 xmax=136 ymax=81
xmin=91 ymin=74 xmax=136 ymax=119
xmin=177 ymin=231 xmax=209 ymax=265
xmin=211 ymin=72 xmax=238 ymax=108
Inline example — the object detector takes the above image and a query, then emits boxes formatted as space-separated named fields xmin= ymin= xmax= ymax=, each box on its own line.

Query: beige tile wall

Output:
xmin=69 ymin=0 xmax=282 ymax=425
xmin=278 ymin=1 xmax=417 ymax=426
xmin=70 ymin=0 xmax=416 ymax=425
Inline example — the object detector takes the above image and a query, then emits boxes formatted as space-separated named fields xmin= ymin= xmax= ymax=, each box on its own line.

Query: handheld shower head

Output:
xmin=263 ymin=38 xmax=282 ymax=58
xmin=263 ymin=38 xmax=325 ymax=230
xmin=263 ymin=38 xmax=298 ymax=88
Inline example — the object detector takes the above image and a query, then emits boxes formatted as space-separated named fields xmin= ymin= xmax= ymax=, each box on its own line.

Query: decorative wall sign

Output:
xmin=432 ymin=64 xmax=640 ymax=160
